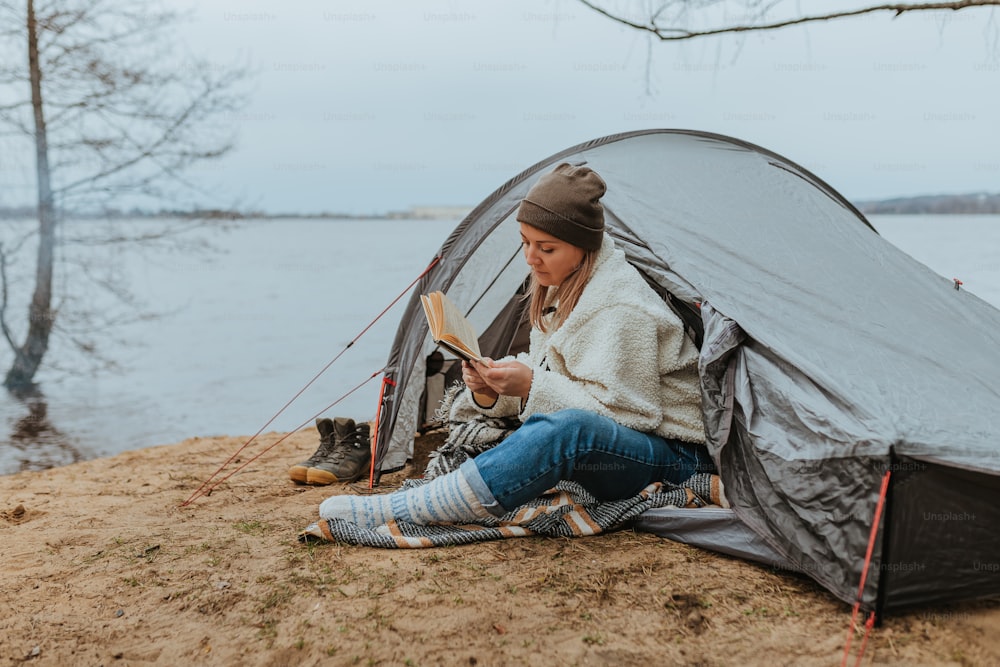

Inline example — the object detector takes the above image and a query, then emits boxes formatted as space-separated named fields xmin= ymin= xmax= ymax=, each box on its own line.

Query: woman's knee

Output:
xmin=522 ymin=409 xmax=612 ymax=454
xmin=524 ymin=409 xmax=603 ymax=434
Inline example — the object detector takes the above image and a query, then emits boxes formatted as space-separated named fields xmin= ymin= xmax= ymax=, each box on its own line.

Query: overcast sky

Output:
xmin=10 ymin=0 xmax=1000 ymax=215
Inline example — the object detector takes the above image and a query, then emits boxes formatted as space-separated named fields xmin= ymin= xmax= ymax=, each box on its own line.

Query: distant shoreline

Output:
xmin=3 ymin=194 xmax=1000 ymax=220
xmin=854 ymin=192 xmax=1000 ymax=215
xmin=0 ymin=205 xmax=473 ymax=222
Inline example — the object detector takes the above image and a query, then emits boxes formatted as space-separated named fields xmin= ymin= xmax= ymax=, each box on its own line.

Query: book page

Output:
xmin=420 ymin=294 xmax=439 ymax=337
xmin=422 ymin=291 xmax=482 ymax=362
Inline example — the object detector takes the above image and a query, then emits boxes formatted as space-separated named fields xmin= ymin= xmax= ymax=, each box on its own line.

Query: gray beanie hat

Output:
xmin=516 ymin=163 xmax=606 ymax=251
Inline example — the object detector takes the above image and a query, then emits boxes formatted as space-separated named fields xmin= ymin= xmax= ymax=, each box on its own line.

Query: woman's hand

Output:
xmin=465 ymin=358 xmax=533 ymax=401
xmin=462 ymin=359 xmax=499 ymax=401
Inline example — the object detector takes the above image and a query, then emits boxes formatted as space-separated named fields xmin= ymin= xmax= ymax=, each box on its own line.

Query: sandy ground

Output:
xmin=2 ymin=429 xmax=999 ymax=667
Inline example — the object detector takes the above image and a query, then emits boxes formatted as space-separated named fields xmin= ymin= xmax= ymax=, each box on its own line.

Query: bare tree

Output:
xmin=0 ymin=0 xmax=248 ymax=389
xmin=577 ymin=0 xmax=1000 ymax=41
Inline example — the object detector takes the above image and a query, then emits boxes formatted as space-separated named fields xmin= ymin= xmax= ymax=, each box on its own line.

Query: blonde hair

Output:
xmin=527 ymin=249 xmax=598 ymax=332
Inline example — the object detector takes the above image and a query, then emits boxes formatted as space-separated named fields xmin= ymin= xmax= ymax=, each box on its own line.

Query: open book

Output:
xmin=420 ymin=291 xmax=483 ymax=363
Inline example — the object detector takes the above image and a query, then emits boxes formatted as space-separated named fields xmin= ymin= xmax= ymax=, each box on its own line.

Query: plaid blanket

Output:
xmin=298 ymin=474 xmax=720 ymax=548
xmin=419 ymin=384 xmax=521 ymax=480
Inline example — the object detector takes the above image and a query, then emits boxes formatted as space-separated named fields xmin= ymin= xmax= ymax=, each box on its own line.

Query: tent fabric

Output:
xmin=372 ymin=129 xmax=1000 ymax=612
xmin=632 ymin=507 xmax=788 ymax=567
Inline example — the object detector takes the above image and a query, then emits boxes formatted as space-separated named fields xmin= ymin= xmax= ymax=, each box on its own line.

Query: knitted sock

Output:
xmin=680 ymin=473 xmax=731 ymax=508
xmin=318 ymin=467 xmax=491 ymax=529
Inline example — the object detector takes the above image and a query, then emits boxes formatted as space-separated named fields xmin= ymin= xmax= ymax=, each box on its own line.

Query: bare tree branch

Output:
xmin=0 ymin=0 xmax=251 ymax=388
xmin=55 ymin=97 xmax=203 ymax=194
xmin=577 ymin=0 xmax=1000 ymax=40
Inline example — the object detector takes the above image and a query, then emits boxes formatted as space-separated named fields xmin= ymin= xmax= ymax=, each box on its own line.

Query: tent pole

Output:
xmin=369 ymin=376 xmax=396 ymax=489
xmin=873 ymin=449 xmax=898 ymax=624
xmin=841 ymin=469 xmax=892 ymax=667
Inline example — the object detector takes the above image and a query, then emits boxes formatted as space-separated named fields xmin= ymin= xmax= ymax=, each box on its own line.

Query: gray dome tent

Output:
xmin=371 ymin=129 xmax=1000 ymax=614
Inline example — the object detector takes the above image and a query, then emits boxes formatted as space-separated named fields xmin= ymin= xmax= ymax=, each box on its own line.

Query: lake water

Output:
xmin=1 ymin=214 xmax=998 ymax=474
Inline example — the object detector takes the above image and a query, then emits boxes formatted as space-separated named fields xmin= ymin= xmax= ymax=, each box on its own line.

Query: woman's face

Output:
xmin=519 ymin=223 xmax=585 ymax=287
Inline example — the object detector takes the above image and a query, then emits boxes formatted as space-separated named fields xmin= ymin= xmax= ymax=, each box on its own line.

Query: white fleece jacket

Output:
xmin=473 ymin=233 xmax=707 ymax=444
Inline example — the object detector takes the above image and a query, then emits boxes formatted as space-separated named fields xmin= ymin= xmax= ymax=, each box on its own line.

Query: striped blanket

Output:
xmin=299 ymin=474 xmax=721 ymax=548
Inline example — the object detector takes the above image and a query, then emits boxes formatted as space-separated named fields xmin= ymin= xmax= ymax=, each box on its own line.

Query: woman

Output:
xmin=318 ymin=163 xmax=713 ymax=528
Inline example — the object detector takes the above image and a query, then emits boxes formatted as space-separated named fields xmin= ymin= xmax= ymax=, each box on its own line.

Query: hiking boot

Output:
xmin=288 ymin=418 xmax=337 ymax=484
xmin=306 ymin=419 xmax=372 ymax=485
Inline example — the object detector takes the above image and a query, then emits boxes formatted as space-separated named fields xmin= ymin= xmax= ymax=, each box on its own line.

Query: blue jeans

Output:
xmin=460 ymin=409 xmax=714 ymax=516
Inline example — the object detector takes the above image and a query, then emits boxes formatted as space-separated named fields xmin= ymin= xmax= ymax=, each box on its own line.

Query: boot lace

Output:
xmin=329 ymin=428 xmax=366 ymax=463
